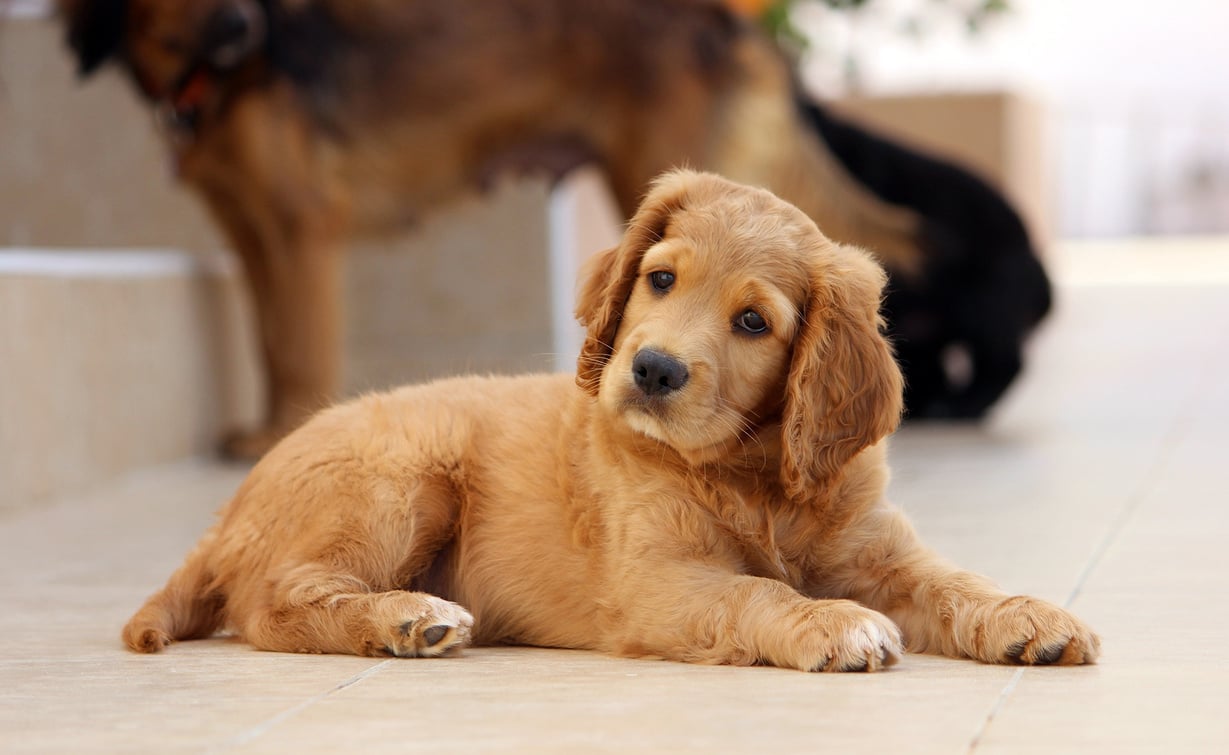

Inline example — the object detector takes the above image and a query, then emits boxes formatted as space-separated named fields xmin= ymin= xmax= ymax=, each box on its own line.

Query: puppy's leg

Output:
xmin=225 ymin=460 xmax=473 ymax=657
xmin=613 ymin=568 xmax=903 ymax=672
xmin=123 ymin=529 xmax=224 ymax=653
xmin=240 ymin=568 xmax=473 ymax=658
xmin=828 ymin=507 xmax=1100 ymax=665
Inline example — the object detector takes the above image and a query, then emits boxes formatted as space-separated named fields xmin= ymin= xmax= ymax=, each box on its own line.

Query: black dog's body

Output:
xmin=803 ymin=103 xmax=1052 ymax=418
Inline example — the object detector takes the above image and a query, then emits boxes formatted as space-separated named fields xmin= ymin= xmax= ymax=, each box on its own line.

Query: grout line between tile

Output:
xmin=966 ymin=668 xmax=1025 ymax=754
xmin=965 ymin=458 xmax=1163 ymax=755
xmin=1066 ymin=324 xmax=1222 ymax=608
xmin=1063 ymin=443 xmax=1174 ymax=608
xmin=966 ymin=323 xmax=1223 ymax=754
xmin=207 ymin=660 xmax=393 ymax=753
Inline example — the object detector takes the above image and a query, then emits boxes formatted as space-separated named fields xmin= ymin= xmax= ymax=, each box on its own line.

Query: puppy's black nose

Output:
xmin=632 ymin=349 xmax=689 ymax=397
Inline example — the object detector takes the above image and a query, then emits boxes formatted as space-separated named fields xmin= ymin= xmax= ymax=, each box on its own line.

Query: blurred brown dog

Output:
xmin=123 ymin=172 xmax=1098 ymax=671
xmin=58 ymin=0 xmax=925 ymax=458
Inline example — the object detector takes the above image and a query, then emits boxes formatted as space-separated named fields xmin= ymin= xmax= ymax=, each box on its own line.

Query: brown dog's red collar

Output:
xmin=136 ymin=64 xmax=216 ymax=136
xmin=170 ymin=69 xmax=214 ymax=124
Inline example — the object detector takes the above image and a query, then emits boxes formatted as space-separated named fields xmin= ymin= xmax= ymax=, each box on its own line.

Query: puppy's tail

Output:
xmin=122 ymin=532 xmax=225 ymax=653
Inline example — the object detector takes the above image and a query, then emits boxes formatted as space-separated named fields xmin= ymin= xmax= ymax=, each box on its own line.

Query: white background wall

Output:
xmin=797 ymin=0 xmax=1229 ymax=237
xmin=1 ymin=0 xmax=51 ymax=18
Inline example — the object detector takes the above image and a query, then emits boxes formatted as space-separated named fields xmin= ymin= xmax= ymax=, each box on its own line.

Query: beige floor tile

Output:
xmin=972 ymin=257 xmax=1229 ymax=752
xmin=1 ymin=647 xmax=382 ymax=753
xmin=0 ymin=464 xmax=382 ymax=753
xmin=976 ymin=665 xmax=1228 ymax=755
xmin=231 ymin=649 xmax=1016 ymax=755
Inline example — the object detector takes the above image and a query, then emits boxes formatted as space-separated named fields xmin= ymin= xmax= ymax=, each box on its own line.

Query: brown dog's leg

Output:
xmin=826 ymin=508 xmax=1101 ymax=665
xmin=187 ymin=90 xmax=349 ymax=459
xmin=611 ymin=568 xmax=903 ymax=672
xmin=225 ymin=224 xmax=343 ymax=460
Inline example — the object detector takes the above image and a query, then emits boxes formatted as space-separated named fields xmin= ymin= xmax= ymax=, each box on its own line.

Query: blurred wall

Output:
xmin=798 ymin=0 xmax=1229 ymax=238
xmin=0 ymin=14 xmax=223 ymax=251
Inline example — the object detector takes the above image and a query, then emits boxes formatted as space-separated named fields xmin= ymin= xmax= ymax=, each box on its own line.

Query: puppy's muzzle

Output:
xmin=632 ymin=349 xmax=689 ymax=397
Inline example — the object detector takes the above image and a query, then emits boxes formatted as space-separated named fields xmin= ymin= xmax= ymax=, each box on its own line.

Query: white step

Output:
xmin=0 ymin=178 xmax=607 ymax=511
xmin=0 ymin=248 xmax=260 ymax=510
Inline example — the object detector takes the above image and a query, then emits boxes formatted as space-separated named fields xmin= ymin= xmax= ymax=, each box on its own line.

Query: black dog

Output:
xmin=804 ymin=103 xmax=1052 ymax=418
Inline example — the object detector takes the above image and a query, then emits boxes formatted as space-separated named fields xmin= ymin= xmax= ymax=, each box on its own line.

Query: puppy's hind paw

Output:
xmin=381 ymin=596 xmax=474 ymax=658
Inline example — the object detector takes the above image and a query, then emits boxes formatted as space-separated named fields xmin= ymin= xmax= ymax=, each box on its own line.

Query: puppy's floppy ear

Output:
xmin=780 ymin=242 xmax=904 ymax=500
xmin=574 ymin=170 xmax=695 ymax=396
xmin=61 ymin=0 xmax=129 ymax=76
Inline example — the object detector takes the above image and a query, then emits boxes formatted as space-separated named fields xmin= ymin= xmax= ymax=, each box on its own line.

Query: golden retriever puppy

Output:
xmin=123 ymin=171 xmax=1099 ymax=671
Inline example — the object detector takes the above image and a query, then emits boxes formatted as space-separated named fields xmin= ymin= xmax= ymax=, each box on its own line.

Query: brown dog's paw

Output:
xmin=380 ymin=596 xmax=474 ymax=658
xmin=975 ymin=596 xmax=1100 ymax=666
xmin=784 ymin=601 xmax=904 ymax=673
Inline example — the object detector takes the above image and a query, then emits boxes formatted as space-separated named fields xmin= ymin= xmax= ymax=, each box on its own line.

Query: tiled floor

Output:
xmin=2 ymin=239 xmax=1228 ymax=753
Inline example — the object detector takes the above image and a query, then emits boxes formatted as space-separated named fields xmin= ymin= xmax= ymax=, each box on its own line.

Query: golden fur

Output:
xmin=123 ymin=172 xmax=1099 ymax=671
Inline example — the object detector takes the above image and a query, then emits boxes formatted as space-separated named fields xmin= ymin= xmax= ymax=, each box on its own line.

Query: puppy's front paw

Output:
xmin=975 ymin=596 xmax=1100 ymax=666
xmin=783 ymin=601 xmax=904 ymax=673
xmin=381 ymin=595 xmax=474 ymax=658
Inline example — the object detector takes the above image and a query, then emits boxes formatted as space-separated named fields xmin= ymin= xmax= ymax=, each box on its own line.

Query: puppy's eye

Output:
xmin=735 ymin=310 xmax=768 ymax=334
xmin=649 ymin=271 xmax=675 ymax=293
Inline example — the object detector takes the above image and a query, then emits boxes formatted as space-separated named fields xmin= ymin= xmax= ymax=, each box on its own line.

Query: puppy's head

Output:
xmin=576 ymin=170 xmax=902 ymax=493
xmin=60 ymin=0 xmax=266 ymax=89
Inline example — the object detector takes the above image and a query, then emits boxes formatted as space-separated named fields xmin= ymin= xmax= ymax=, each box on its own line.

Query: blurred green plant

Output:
xmin=755 ymin=0 xmax=1012 ymax=55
